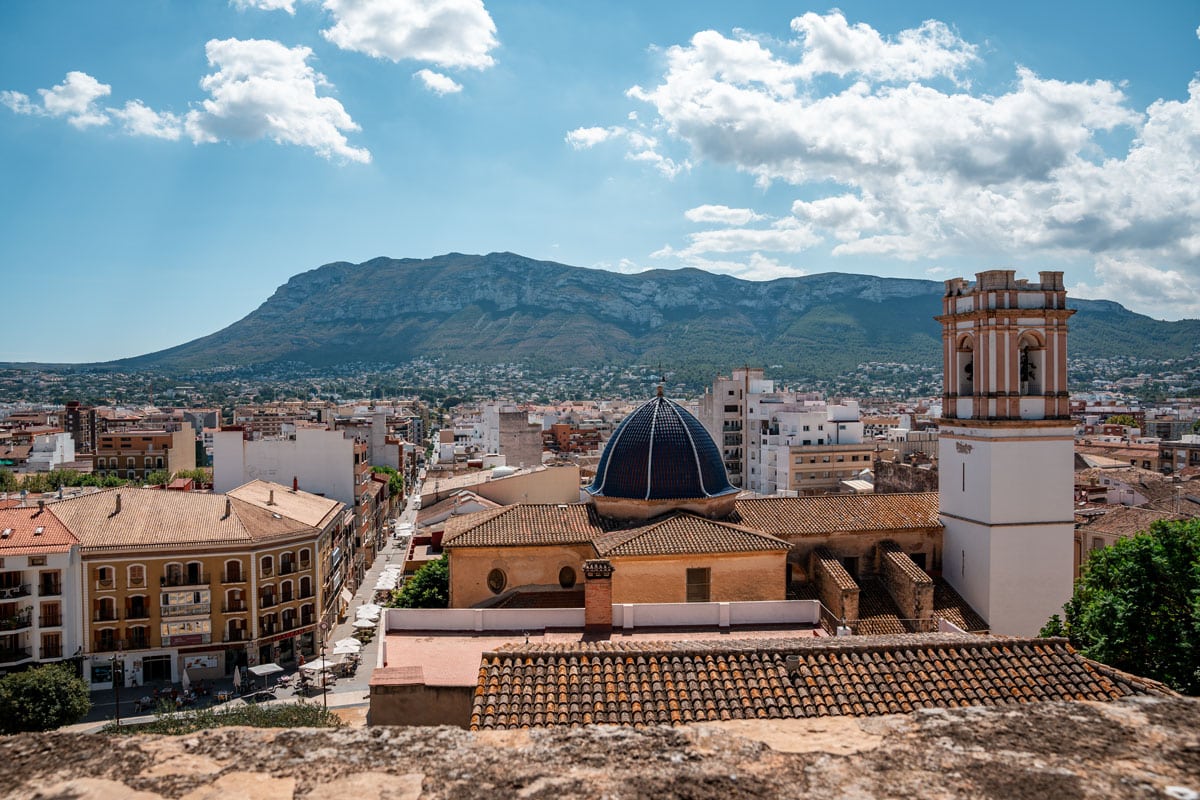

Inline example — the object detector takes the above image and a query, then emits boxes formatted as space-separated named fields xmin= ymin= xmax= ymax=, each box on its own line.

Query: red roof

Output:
xmin=0 ymin=506 xmax=78 ymax=554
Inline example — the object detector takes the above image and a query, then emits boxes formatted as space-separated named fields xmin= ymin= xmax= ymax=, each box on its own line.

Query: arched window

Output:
xmin=164 ymin=562 xmax=184 ymax=587
xmin=281 ymin=579 xmax=294 ymax=603
xmin=956 ymin=334 xmax=974 ymax=396
xmin=1017 ymin=331 xmax=1045 ymax=395
xmin=261 ymin=555 xmax=274 ymax=577
xmin=224 ymin=559 xmax=242 ymax=583
xmin=299 ymin=576 xmax=312 ymax=598
xmin=127 ymin=564 xmax=146 ymax=588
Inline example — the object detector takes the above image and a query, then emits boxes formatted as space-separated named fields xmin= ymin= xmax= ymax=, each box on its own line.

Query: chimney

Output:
xmin=114 ymin=493 xmax=122 ymax=515
xmin=583 ymin=559 xmax=615 ymax=633
xmin=292 ymin=476 xmax=298 ymax=492
xmin=37 ymin=499 xmax=44 ymax=514
xmin=268 ymin=489 xmax=275 ymax=506
xmin=224 ymin=496 xmax=232 ymax=518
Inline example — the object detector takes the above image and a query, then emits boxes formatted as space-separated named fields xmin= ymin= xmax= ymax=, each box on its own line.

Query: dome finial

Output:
xmin=656 ymin=384 xmax=664 ymax=398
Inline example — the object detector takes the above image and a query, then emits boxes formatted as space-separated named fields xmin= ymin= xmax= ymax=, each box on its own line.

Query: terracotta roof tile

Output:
xmin=595 ymin=516 xmax=789 ymax=557
xmin=470 ymin=634 xmax=1170 ymax=730
xmin=731 ymin=493 xmax=940 ymax=537
xmin=0 ymin=507 xmax=78 ymax=554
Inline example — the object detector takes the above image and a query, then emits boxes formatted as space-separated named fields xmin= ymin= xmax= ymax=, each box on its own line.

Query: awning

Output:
xmin=301 ymin=657 xmax=338 ymax=673
xmin=339 ymin=588 xmax=353 ymax=606
xmin=248 ymin=663 xmax=284 ymax=677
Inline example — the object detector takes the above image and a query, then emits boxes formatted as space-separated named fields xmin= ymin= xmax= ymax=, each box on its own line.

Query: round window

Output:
xmin=558 ymin=566 xmax=577 ymax=589
xmin=487 ymin=568 xmax=507 ymax=594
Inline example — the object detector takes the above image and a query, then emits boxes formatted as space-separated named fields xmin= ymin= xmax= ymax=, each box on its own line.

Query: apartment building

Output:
xmin=50 ymin=482 xmax=345 ymax=689
xmin=91 ymin=428 xmax=196 ymax=481
xmin=0 ymin=505 xmax=81 ymax=672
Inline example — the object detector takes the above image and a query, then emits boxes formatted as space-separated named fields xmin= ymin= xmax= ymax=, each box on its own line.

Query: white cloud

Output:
xmin=230 ymin=0 xmax=298 ymax=12
xmin=790 ymin=11 xmax=977 ymax=83
xmin=1073 ymin=256 xmax=1199 ymax=318
xmin=676 ymin=252 xmax=804 ymax=281
xmin=321 ymin=0 xmax=498 ymax=69
xmin=673 ymin=217 xmax=820 ymax=258
xmin=1 ymin=71 xmax=113 ymax=128
xmin=627 ymin=148 xmax=689 ymax=179
xmin=684 ymin=205 xmax=766 ymax=225
xmin=575 ymin=12 xmax=1200 ymax=312
xmin=414 ymin=68 xmax=462 ymax=95
xmin=111 ymin=100 xmax=183 ymax=140
xmin=566 ymin=125 xmax=623 ymax=149
xmin=184 ymin=38 xmax=370 ymax=163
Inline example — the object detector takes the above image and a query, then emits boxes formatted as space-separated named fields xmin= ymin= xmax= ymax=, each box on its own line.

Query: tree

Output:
xmin=144 ymin=470 xmax=172 ymax=486
xmin=1105 ymin=414 xmax=1138 ymax=428
xmin=370 ymin=465 xmax=404 ymax=497
xmin=0 ymin=663 xmax=92 ymax=732
xmin=1047 ymin=519 xmax=1200 ymax=695
xmin=388 ymin=556 xmax=449 ymax=609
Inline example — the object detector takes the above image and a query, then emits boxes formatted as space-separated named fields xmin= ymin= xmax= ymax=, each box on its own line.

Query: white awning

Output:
xmin=248 ymin=663 xmax=284 ymax=677
xmin=339 ymin=588 xmax=353 ymax=606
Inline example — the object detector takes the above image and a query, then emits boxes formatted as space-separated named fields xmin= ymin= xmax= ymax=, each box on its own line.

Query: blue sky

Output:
xmin=2 ymin=1 xmax=1198 ymax=363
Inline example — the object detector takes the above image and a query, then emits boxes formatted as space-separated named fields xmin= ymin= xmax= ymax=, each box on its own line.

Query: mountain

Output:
xmin=112 ymin=252 xmax=1200 ymax=380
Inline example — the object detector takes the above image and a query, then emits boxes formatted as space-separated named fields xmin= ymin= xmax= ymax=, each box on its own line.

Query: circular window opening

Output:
xmin=487 ymin=568 xmax=507 ymax=594
xmin=558 ymin=566 xmax=577 ymax=589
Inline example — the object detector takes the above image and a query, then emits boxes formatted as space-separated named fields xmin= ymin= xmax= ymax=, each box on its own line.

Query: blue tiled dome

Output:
xmin=588 ymin=390 xmax=736 ymax=501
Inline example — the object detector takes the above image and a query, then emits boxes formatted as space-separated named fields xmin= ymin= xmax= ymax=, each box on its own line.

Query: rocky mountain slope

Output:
xmin=113 ymin=252 xmax=1200 ymax=379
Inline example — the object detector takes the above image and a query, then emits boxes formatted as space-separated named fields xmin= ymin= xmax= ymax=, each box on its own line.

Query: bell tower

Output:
xmin=936 ymin=270 xmax=1075 ymax=636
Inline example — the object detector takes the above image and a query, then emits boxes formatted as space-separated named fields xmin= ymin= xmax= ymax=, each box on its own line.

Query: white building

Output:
xmin=0 ymin=504 xmax=83 ymax=672
xmin=744 ymin=399 xmax=865 ymax=494
xmin=213 ymin=428 xmax=359 ymax=507
xmin=24 ymin=432 xmax=76 ymax=472
xmin=937 ymin=270 xmax=1075 ymax=636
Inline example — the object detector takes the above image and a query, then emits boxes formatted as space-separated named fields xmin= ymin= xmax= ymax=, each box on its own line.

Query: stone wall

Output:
xmin=877 ymin=541 xmax=934 ymax=631
xmin=874 ymin=461 xmax=938 ymax=494
xmin=368 ymin=666 xmax=474 ymax=726
xmin=810 ymin=548 xmax=858 ymax=624
xmin=8 ymin=696 xmax=1199 ymax=799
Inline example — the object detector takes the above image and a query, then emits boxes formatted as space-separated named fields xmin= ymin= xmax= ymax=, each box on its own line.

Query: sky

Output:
xmin=2 ymin=1 xmax=1198 ymax=363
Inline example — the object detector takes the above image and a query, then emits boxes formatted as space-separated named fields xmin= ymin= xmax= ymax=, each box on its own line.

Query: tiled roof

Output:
xmin=0 ymin=507 xmax=78 ymax=554
xmin=492 ymin=589 xmax=585 ymax=609
xmin=812 ymin=547 xmax=857 ymax=591
xmin=595 ymin=516 xmax=789 ymax=557
xmin=227 ymin=479 xmax=343 ymax=530
xmin=470 ymin=634 xmax=1170 ymax=730
xmin=731 ymin=493 xmax=940 ymax=537
xmin=1076 ymin=505 xmax=1179 ymax=537
xmin=443 ymin=503 xmax=608 ymax=548
xmin=49 ymin=486 xmax=332 ymax=552
xmin=854 ymin=578 xmax=911 ymax=635
xmin=879 ymin=540 xmax=933 ymax=585
xmin=932 ymin=578 xmax=989 ymax=633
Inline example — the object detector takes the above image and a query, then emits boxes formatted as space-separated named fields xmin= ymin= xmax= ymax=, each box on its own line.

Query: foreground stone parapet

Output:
xmin=6 ymin=696 xmax=1200 ymax=799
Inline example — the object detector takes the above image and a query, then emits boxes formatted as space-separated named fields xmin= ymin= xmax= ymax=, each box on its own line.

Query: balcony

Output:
xmin=260 ymin=565 xmax=275 ymax=578
xmin=39 ymin=614 xmax=62 ymax=627
xmin=160 ymin=602 xmax=210 ymax=618
xmin=0 ymin=584 xmax=31 ymax=600
xmin=127 ymin=576 xmax=146 ymax=589
xmin=299 ymin=588 xmax=315 ymax=599
xmin=38 ymin=582 xmax=62 ymax=597
xmin=222 ymin=602 xmax=247 ymax=613
xmin=125 ymin=608 xmax=151 ymax=621
xmin=280 ymin=562 xmax=297 ymax=576
xmin=92 ymin=609 xmax=120 ymax=623
xmin=259 ymin=595 xmax=278 ymax=609
xmin=0 ymin=611 xmax=32 ymax=631
xmin=280 ymin=592 xmax=294 ymax=604
xmin=40 ymin=644 xmax=62 ymax=659
xmin=222 ymin=571 xmax=245 ymax=584
xmin=223 ymin=631 xmax=247 ymax=643
xmin=282 ymin=618 xmax=299 ymax=631
xmin=95 ymin=579 xmax=114 ymax=591
xmin=298 ymin=560 xmax=311 ymax=572
xmin=0 ymin=648 xmax=31 ymax=664
xmin=126 ymin=636 xmax=151 ymax=650
xmin=161 ymin=573 xmax=210 ymax=588
xmin=92 ymin=641 xmax=119 ymax=653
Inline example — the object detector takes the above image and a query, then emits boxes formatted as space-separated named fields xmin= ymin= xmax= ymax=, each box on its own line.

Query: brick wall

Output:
xmin=877 ymin=542 xmax=934 ymax=631
xmin=810 ymin=549 xmax=858 ymax=625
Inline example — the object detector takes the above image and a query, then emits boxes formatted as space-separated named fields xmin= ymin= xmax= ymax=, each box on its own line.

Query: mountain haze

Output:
xmin=115 ymin=252 xmax=1200 ymax=380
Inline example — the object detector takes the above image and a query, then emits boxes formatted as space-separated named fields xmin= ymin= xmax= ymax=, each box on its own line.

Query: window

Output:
xmin=96 ymin=566 xmax=114 ymax=589
xmin=29 ymin=556 xmax=46 ymax=566
xmin=686 ymin=568 xmax=711 ymax=603
xmin=128 ymin=565 xmax=145 ymax=587
xmin=1091 ymin=537 xmax=1104 ymax=551
xmin=487 ymin=568 xmax=507 ymax=594
xmin=558 ymin=566 xmax=577 ymax=589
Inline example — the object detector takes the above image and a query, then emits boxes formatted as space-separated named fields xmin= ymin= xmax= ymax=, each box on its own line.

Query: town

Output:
xmin=0 ymin=270 xmax=1196 ymax=738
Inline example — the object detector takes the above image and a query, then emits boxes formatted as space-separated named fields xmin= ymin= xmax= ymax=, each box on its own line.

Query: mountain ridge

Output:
xmin=18 ymin=252 xmax=1200 ymax=380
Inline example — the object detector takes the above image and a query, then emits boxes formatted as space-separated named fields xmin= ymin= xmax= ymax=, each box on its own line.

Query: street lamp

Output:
xmin=319 ymin=619 xmax=330 ymax=711
xmin=111 ymin=644 xmax=124 ymax=726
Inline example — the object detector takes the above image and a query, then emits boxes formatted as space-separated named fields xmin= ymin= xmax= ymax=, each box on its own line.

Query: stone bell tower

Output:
xmin=936 ymin=270 xmax=1076 ymax=636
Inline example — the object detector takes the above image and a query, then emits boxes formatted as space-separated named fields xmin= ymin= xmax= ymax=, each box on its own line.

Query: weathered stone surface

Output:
xmin=4 ymin=696 xmax=1199 ymax=799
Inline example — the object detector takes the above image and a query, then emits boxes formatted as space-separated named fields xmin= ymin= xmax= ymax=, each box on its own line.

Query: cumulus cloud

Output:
xmin=184 ymin=38 xmax=370 ymax=163
xmin=566 ymin=125 xmax=623 ymax=149
xmin=572 ymin=11 xmax=1200 ymax=314
xmin=684 ymin=205 xmax=767 ymax=225
xmin=112 ymin=100 xmax=183 ymax=140
xmin=1073 ymin=256 xmax=1197 ymax=318
xmin=565 ymin=125 xmax=687 ymax=177
xmin=2 ymin=71 xmax=112 ymax=128
xmin=414 ymin=68 xmax=462 ymax=95
xmin=230 ymin=0 xmax=298 ymax=12
xmin=674 ymin=252 xmax=804 ymax=281
xmin=321 ymin=0 xmax=498 ymax=69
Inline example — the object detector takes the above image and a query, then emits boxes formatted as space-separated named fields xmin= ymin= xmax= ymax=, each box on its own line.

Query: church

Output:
xmin=443 ymin=270 xmax=1076 ymax=637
